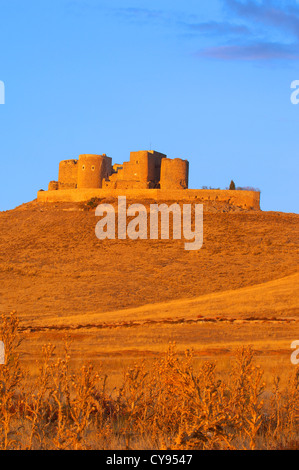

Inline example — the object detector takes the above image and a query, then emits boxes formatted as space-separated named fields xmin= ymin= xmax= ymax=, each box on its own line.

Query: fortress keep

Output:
xmin=40 ymin=149 xmax=260 ymax=210
xmin=48 ymin=150 xmax=188 ymax=191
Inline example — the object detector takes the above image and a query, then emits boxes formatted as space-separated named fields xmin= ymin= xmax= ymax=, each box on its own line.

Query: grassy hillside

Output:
xmin=0 ymin=199 xmax=297 ymax=384
xmin=0 ymin=200 xmax=298 ymax=323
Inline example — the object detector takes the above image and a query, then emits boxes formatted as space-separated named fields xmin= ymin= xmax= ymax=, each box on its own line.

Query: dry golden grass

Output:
xmin=0 ymin=313 xmax=298 ymax=450
xmin=13 ymin=270 xmax=298 ymax=390
xmin=15 ymin=272 xmax=299 ymax=330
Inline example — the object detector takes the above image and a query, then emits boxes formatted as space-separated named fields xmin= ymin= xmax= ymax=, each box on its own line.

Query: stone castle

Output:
xmin=48 ymin=151 xmax=189 ymax=192
xmin=38 ymin=149 xmax=260 ymax=210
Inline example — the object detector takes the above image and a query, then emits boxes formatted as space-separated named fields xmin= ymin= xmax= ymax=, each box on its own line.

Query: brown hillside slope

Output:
xmin=0 ymin=199 xmax=298 ymax=326
xmin=14 ymin=272 xmax=299 ymax=374
xmin=19 ymin=272 xmax=299 ymax=329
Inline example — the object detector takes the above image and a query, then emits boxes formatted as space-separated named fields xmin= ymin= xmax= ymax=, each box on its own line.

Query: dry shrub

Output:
xmin=0 ymin=313 xmax=298 ymax=450
xmin=0 ymin=312 xmax=24 ymax=449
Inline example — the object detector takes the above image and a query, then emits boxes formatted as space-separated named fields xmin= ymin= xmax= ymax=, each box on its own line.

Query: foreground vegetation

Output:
xmin=0 ymin=313 xmax=298 ymax=450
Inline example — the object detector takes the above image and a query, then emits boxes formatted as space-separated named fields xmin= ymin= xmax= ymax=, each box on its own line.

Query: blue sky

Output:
xmin=0 ymin=0 xmax=298 ymax=213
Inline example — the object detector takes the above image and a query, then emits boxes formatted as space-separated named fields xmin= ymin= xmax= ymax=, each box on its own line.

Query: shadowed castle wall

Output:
xmin=58 ymin=160 xmax=78 ymax=189
xmin=151 ymin=151 xmax=166 ymax=184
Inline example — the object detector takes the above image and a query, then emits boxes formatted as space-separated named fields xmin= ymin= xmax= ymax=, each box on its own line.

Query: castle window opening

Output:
xmin=82 ymin=165 xmax=85 ymax=170
xmin=91 ymin=166 xmax=95 ymax=171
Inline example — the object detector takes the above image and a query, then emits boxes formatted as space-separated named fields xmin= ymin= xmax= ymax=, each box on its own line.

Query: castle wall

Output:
xmin=58 ymin=159 xmax=78 ymax=189
xmin=48 ymin=181 xmax=59 ymax=190
xmin=42 ymin=150 xmax=260 ymax=210
xmin=113 ymin=164 xmax=123 ymax=173
xmin=38 ymin=188 xmax=261 ymax=210
xmin=77 ymin=154 xmax=112 ymax=189
xmin=102 ymin=180 xmax=149 ymax=190
xmin=123 ymin=151 xmax=150 ymax=183
xmin=103 ymin=155 xmax=112 ymax=179
xmin=118 ymin=151 xmax=166 ymax=187
xmin=150 ymin=151 xmax=166 ymax=184
xmin=160 ymin=158 xmax=189 ymax=190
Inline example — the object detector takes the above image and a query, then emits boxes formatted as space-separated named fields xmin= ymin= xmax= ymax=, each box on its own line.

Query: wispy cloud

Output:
xmin=65 ymin=2 xmax=186 ymax=28
xmin=224 ymin=0 xmax=299 ymax=39
xmin=115 ymin=7 xmax=166 ymax=21
xmin=113 ymin=6 xmax=195 ymax=27
xmin=183 ymin=21 xmax=251 ymax=37
xmin=115 ymin=1 xmax=299 ymax=61
xmin=200 ymin=42 xmax=299 ymax=60
xmin=66 ymin=0 xmax=299 ymax=62
xmin=198 ymin=0 xmax=299 ymax=61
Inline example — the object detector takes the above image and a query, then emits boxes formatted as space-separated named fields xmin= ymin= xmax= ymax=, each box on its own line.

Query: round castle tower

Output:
xmin=77 ymin=154 xmax=112 ymax=189
xmin=160 ymin=158 xmax=189 ymax=190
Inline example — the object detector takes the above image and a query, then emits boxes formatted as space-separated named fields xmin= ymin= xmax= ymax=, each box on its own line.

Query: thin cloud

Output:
xmin=116 ymin=7 xmax=166 ymax=20
xmin=65 ymin=2 xmax=174 ymax=23
xmin=184 ymin=21 xmax=251 ymax=37
xmin=225 ymin=0 xmax=299 ymax=38
xmin=66 ymin=0 xmax=299 ymax=61
xmin=113 ymin=6 xmax=184 ymax=25
xmin=200 ymin=42 xmax=299 ymax=60
xmin=199 ymin=0 xmax=299 ymax=61
xmin=117 ymin=1 xmax=299 ymax=61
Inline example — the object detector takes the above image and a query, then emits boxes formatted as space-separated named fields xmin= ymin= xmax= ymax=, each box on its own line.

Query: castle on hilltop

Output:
xmin=39 ymin=149 xmax=260 ymax=210
xmin=48 ymin=150 xmax=189 ymax=192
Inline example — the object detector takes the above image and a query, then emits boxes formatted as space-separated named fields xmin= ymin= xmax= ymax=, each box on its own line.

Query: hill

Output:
xmin=0 ymin=199 xmax=298 ymax=374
